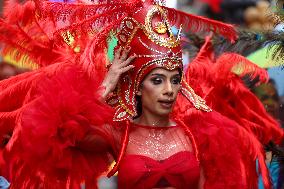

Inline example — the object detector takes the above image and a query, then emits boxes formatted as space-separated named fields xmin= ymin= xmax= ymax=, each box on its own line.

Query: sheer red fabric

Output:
xmin=118 ymin=152 xmax=200 ymax=189
xmin=96 ymin=115 xmax=268 ymax=189
xmin=118 ymin=124 xmax=200 ymax=189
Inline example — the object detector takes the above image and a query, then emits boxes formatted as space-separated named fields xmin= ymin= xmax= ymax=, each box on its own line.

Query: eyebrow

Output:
xmin=151 ymin=73 xmax=164 ymax=77
xmin=151 ymin=73 xmax=180 ymax=78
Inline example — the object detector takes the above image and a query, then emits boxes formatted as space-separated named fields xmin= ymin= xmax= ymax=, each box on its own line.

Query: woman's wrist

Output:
xmin=97 ymin=85 xmax=107 ymax=101
xmin=100 ymin=81 xmax=113 ymax=101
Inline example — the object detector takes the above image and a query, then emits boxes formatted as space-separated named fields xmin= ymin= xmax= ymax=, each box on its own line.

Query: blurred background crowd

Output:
xmin=0 ymin=0 xmax=284 ymax=188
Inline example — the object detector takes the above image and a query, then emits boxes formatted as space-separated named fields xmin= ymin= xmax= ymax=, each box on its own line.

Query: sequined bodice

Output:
xmin=118 ymin=123 xmax=200 ymax=189
xmin=127 ymin=124 xmax=193 ymax=160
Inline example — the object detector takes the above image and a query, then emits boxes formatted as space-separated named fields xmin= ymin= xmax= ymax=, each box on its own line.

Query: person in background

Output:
xmin=253 ymin=79 xmax=284 ymax=189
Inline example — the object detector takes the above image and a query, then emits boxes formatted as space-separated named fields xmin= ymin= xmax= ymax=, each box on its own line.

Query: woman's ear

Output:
xmin=136 ymin=84 xmax=142 ymax=96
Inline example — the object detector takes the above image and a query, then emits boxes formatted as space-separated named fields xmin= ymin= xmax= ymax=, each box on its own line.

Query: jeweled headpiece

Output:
xmin=108 ymin=0 xmax=216 ymax=121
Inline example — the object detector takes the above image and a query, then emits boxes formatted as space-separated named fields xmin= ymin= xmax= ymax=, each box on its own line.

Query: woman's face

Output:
xmin=137 ymin=68 xmax=181 ymax=117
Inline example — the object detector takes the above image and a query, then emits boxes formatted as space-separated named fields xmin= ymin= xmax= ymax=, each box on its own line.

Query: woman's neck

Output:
xmin=133 ymin=113 xmax=173 ymax=127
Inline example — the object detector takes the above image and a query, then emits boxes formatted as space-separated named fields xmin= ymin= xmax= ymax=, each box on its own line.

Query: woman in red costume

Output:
xmin=0 ymin=0 xmax=283 ymax=188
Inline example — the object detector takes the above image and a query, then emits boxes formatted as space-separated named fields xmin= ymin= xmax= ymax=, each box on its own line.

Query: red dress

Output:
xmin=118 ymin=124 xmax=200 ymax=189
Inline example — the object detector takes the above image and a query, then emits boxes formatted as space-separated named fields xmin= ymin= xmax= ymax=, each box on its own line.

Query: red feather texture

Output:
xmin=1 ymin=0 xmax=143 ymax=75
xmin=182 ymin=35 xmax=283 ymax=145
xmin=0 ymin=65 xmax=55 ymax=180
xmin=163 ymin=6 xmax=237 ymax=42
xmin=4 ymin=64 xmax=115 ymax=188
xmin=35 ymin=0 xmax=143 ymax=77
xmin=173 ymin=36 xmax=283 ymax=189
xmin=0 ymin=59 xmax=112 ymax=187
xmin=184 ymin=35 xmax=214 ymax=94
xmin=207 ymin=53 xmax=283 ymax=145
xmin=35 ymin=0 xmax=143 ymax=50
xmin=3 ymin=0 xmax=36 ymax=25
xmin=0 ymin=0 xmax=72 ymax=68
xmin=0 ymin=19 xmax=70 ymax=68
xmin=178 ymin=109 xmax=269 ymax=189
xmin=0 ymin=63 xmax=74 ymax=116
xmin=0 ymin=65 xmax=62 ymax=140
xmin=0 ymin=70 xmax=42 ymax=174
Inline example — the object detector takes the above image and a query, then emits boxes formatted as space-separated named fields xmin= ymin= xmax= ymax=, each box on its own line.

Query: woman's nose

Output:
xmin=163 ymin=81 xmax=174 ymax=96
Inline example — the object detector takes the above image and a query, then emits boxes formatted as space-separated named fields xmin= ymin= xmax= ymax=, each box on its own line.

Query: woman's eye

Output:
xmin=172 ymin=77 xmax=181 ymax=84
xmin=151 ymin=78 xmax=162 ymax=85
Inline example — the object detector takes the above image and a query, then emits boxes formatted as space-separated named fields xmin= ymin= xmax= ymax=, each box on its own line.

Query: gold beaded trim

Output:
xmin=137 ymin=36 xmax=176 ymax=56
xmin=134 ymin=57 xmax=183 ymax=93
xmin=181 ymin=80 xmax=212 ymax=112
xmin=118 ymin=5 xmax=182 ymax=49
xmin=114 ymin=107 xmax=131 ymax=121
xmin=143 ymin=5 xmax=181 ymax=48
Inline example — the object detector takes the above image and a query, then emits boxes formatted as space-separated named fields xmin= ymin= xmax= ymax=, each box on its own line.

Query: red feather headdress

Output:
xmin=0 ymin=0 xmax=238 ymax=122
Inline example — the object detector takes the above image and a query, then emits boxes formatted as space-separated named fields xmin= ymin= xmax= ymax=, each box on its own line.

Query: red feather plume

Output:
xmin=163 ymin=6 xmax=237 ymax=42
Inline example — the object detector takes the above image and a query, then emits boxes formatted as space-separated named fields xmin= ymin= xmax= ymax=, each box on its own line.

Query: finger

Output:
xmin=120 ymin=46 xmax=131 ymax=60
xmin=120 ymin=65 xmax=135 ymax=74
xmin=113 ymin=46 xmax=122 ymax=62
xmin=120 ymin=54 xmax=137 ymax=67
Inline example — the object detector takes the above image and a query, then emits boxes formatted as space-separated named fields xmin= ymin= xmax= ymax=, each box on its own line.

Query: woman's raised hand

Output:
xmin=101 ymin=46 xmax=136 ymax=99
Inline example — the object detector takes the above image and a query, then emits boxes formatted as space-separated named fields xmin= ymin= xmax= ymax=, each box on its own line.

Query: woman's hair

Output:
xmin=135 ymin=95 xmax=142 ymax=118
